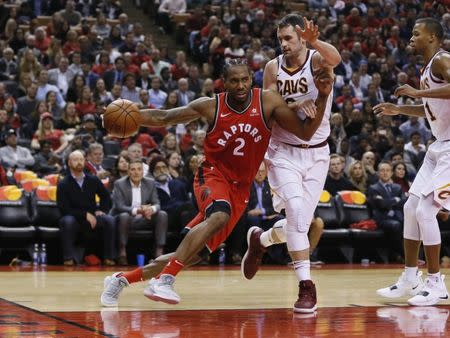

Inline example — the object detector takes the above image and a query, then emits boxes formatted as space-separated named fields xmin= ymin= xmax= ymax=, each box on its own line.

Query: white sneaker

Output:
xmin=408 ymin=275 xmax=449 ymax=306
xmin=100 ymin=272 xmax=129 ymax=307
xmin=143 ymin=274 xmax=180 ymax=304
xmin=376 ymin=271 xmax=424 ymax=298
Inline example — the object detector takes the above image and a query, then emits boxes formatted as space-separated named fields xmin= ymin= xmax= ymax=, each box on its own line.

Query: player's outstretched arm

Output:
xmin=139 ymin=97 xmax=213 ymax=127
xmin=265 ymin=68 xmax=333 ymax=141
xmin=373 ymin=103 xmax=425 ymax=118
xmin=297 ymin=17 xmax=341 ymax=68
xmin=396 ymin=53 xmax=450 ymax=99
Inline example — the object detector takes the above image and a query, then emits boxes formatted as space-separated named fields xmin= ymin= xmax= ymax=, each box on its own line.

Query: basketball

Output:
xmin=103 ymin=99 xmax=141 ymax=138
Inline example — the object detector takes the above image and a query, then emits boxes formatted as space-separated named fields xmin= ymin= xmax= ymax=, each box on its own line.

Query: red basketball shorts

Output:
xmin=185 ymin=164 xmax=250 ymax=252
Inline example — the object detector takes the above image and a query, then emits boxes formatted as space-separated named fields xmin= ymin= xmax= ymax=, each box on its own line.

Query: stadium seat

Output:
xmin=0 ymin=191 xmax=36 ymax=259
xmin=335 ymin=191 xmax=388 ymax=263
xmin=103 ymin=140 xmax=121 ymax=156
xmin=315 ymin=192 xmax=353 ymax=262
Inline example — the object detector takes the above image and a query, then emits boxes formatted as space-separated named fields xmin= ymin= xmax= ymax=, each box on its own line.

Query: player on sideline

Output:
xmin=240 ymin=14 xmax=341 ymax=313
xmin=375 ymin=18 xmax=450 ymax=306
xmin=100 ymin=59 xmax=334 ymax=306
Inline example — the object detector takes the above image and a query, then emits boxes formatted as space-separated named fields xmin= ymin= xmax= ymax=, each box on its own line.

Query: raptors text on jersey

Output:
xmin=204 ymin=88 xmax=271 ymax=186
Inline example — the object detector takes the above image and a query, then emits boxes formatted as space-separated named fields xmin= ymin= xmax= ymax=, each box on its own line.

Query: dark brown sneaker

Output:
xmin=294 ymin=280 xmax=317 ymax=313
xmin=241 ymin=226 xmax=266 ymax=280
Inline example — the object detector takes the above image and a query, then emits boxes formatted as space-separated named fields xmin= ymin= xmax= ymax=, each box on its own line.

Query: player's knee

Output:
xmin=207 ymin=211 xmax=230 ymax=233
xmin=286 ymin=231 xmax=309 ymax=252
xmin=311 ymin=217 xmax=324 ymax=231
xmin=285 ymin=196 xmax=311 ymax=233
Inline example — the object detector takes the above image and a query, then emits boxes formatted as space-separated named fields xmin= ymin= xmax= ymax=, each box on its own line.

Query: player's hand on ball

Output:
xmin=373 ymin=103 xmax=400 ymax=117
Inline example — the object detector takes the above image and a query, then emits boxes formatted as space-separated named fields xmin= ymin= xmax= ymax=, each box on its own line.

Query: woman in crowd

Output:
xmin=46 ymin=91 xmax=63 ymax=119
xmin=348 ymin=160 xmax=368 ymax=194
xmin=392 ymin=161 xmax=411 ymax=194
xmin=66 ymin=75 xmax=86 ymax=103
xmin=75 ymin=86 xmax=97 ymax=117
xmin=167 ymin=151 xmax=183 ymax=179
xmin=56 ymin=102 xmax=81 ymax=133
xmin=31 ymin=113 xmax=67 ymax=155
xmin=160 ymin=133 xmax=180 ymax=157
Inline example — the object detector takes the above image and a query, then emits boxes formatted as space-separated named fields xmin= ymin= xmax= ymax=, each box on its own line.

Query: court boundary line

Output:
xmin=0 ymin=297 xmax=114 ymax=337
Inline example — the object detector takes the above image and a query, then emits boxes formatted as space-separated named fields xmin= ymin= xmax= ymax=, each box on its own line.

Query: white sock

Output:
xmin=427 ymin=271 xmax=441 ymax=284
xmin=293 ymin=260 xmax=311 ymax=281
xmin=260 ymin=230 xmax=274 ymax=248
xmin=404 ymin=266 xmax=418 ymax=281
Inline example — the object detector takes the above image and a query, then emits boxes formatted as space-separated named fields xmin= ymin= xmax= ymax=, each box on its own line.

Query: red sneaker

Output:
xmin=241 ymin=226 xmax=266 ymax=280
xmin=294 ymin=280 xmax=317 ymax=313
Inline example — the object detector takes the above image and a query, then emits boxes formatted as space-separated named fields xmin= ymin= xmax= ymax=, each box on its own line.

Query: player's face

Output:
xmin=224 ymin=66 xmax=252 ymax=103
xmin=410 ymin=23 xmax=429 ymax=55
xmin=277 ymin=26 xmax=302 ymax=57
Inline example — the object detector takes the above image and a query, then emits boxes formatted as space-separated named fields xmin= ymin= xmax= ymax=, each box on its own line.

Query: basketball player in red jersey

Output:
xmin=101 ymin=59 xmax=334 ymax=306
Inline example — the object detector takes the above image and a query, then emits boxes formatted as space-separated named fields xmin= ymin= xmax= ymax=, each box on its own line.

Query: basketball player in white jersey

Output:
xmin=241 ymin=14 xmax=341 ymax=313
xmin=375 ymin=18 xmax=450 ymax=306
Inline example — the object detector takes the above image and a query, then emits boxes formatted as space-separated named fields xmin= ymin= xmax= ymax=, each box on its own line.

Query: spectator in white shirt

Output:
xmin=0 ymin=129 xmax=35 ymax=169
xmin=36 ymin=69 xmax=66 ymax=109
xmin=149 ymin=76 xmax=168 ymax=109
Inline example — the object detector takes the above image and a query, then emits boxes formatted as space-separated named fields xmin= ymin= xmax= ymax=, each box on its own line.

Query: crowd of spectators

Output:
xmin=0 ymin=0 xmax=450 ymax=265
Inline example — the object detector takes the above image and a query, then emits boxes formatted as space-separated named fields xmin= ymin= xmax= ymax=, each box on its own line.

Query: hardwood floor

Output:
xmin=0 ymin=265 xmax=449 ymax=337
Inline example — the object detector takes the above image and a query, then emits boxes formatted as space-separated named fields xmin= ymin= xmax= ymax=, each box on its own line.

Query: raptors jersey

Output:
xmin=204 ymin=88 xmax=271 ymax=185
xmin=420 ymin=50 xmax=450 ymax=141
xmin=271 ymin=50 xmax=333 ymax=145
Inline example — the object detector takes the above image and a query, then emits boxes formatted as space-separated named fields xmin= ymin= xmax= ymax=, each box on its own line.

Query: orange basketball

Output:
xmin=103 ymin=99 xmax=141 ymax=138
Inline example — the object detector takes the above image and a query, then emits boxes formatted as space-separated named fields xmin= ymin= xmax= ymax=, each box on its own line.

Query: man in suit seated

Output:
xmin=57 ymin=150 xmax=116 ymax=266
xmin=247 ymin=162 xmax=283 ymax=230
xmin=149 ymin=156 xmax=193 ymax=235
xmin=368 ymin=161 xmax=407 ymax=262
xmin=111 ymin=159 xmax=168 ymax=265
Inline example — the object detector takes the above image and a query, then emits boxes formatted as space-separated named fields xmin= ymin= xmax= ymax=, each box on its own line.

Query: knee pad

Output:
xmin=403 ymin=195 xmax=420 ymax=241
xmin=286 ymin=231 xmax=309 ymax=252
xmin=416 ymin=194 xmax=441 ymax=246
xmin=285 ymin=196 xmax=315 ymax=233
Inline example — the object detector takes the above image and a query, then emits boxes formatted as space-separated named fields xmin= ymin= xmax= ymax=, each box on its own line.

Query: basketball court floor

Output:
xmin=0 ymin=264 xmax=449 ymax=337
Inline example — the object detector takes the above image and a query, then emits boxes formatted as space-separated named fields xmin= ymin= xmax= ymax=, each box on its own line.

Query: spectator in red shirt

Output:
xmin=62 ymin=30 xmax=81 ymax=56
xmin=31 ymin=112 xmax=68 ymax=155
xmin=171 ymin=51 xmax=189 ymax=81
xmin=121 ymin=129 xmax=158 ymax=157
xmin=75 ymin=86 xmax=96 ymax=117
xmin=35 ymin=27 xmax=51 ymax=53
xmin=92 ymin=51 xmax=114 ymax=77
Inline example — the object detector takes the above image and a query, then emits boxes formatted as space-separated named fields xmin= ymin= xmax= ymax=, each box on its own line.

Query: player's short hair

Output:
xmin=278 ymin=13 xmax=304 ymax=30
xmin=416 ymin=18 xmax=444 ymax=41
xmin=222 ymin=59 xmax=251 ymax=79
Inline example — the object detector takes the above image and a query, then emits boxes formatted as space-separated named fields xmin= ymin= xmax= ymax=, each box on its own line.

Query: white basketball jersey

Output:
xmin=420 ymin=50 xmax=450 ymax=141
xmin=270 ymin=49 xmax=332 ymax=145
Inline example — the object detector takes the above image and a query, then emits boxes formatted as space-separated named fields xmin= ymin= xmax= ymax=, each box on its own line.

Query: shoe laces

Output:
xmin=159 ymin=274 xmax=176 ymax=287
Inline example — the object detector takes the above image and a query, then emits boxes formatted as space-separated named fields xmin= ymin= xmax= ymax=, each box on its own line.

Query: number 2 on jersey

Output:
xmin=425 ymin=102 xmax=437 ymax=121
xmin=233 ymin=138 xmax=245 ymax=156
